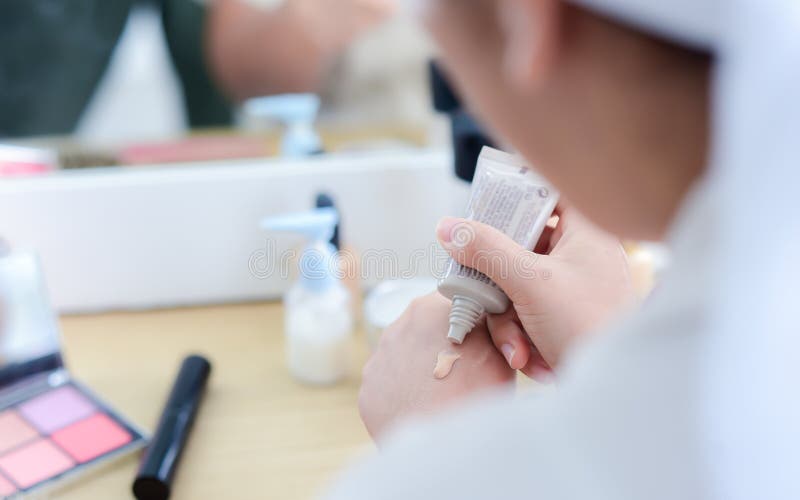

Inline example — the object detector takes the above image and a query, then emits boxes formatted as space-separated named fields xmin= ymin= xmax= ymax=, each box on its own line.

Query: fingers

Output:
xmin=520 ymin=348 xmax=554 ymax=383
xmin=436 ymin=217 xmax=549 ymax=306
xmin=486 ymin=309 xmax=554 ymax=384
xmin=538 ymin=202 xmax=620 ymax=258
xmin=534 ymin=215 xmax=559 ymax=254
xmin=486 ymin=309 xmax=531 ymax=370
xmin=534 ymin=202 xmax=599 ymax=255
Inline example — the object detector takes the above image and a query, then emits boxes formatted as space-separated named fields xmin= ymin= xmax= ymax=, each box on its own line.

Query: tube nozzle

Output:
xmin=447 ymin=295 xmax=485 ymax=344
xmin=447 ymin=324 xmax=470 ymax=345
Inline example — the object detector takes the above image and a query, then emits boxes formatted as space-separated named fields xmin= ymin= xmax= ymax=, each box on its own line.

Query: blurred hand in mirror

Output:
xmin=208 ymin=0 xmax=398 ymax=100
xmin=1 ymin=0 xmax=434 ymax=163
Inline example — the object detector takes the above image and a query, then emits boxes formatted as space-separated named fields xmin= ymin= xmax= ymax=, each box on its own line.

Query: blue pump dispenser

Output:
xmin=260 ymin=207 xmax=353 ymax=385
xmin=260 ymin=208 xmax=339 ymax=293
xmin=244 ymin=94 xmax=322 ymax=157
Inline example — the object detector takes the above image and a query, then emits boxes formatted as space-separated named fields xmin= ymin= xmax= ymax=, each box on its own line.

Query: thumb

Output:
xmin=436 ymin=217 xmax=549 ymax=306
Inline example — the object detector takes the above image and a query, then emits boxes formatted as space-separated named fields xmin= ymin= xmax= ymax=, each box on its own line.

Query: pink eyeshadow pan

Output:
xmin=0 ymin=410 xmax=39 ymax=454
xmin=18 ymin=385 xmax=96 ymax=434
xmin=0 ymin=472 xmax=16 ymax=496
xmin=52 ymin=413 xmax=133 ymax=464
xmin=0 ymin=438 xmax=74 ymax=489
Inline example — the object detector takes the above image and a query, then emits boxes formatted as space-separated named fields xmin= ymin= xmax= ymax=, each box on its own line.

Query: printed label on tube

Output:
xmin=438 ymin=147 xmax=559 ymax=344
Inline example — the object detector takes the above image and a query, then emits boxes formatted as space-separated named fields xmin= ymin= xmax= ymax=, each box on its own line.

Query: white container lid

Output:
xmin=363 ymin=277 xmax=438 ymax=348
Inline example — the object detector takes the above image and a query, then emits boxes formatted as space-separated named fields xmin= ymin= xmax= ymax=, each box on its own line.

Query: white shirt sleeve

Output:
xmin=323 ymin=306 xmax=706 ymax=500
xmin=323 ymin=188 xmax=717 ymax=500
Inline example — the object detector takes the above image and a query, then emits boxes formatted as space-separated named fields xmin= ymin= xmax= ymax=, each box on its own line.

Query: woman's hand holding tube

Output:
xmin=357 ymin=205 xmax=631 ymax=440
xmin=436 ymin=204 xmax=635 ymax=381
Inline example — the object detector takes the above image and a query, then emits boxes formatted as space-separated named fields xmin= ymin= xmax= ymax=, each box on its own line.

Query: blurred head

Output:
xmin=423 ymin=0 xmax=711 ymax=240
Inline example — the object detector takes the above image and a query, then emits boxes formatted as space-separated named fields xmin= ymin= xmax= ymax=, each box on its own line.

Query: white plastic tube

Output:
xmin=438 ymin=147 xmax=559 ymax=344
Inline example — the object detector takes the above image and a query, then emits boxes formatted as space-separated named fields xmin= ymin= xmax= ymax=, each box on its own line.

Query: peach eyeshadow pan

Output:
xmin=0 ymin=382 xmax=144 ymax=496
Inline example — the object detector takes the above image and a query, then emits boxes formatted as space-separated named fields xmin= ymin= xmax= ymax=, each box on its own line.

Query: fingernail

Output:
xmin=531 ymin=367 xmax=555 ymax=385
xmin=501 ymin=344 xmax=516 ymax=367
xmin=436 ymin=217 xmax=460 ymax=244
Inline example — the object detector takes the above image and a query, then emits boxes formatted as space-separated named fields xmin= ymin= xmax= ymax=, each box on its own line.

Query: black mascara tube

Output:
xmin=133 ymin=355 xmax=212 ymax=500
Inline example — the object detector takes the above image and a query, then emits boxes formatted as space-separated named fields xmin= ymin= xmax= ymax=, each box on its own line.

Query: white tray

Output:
xmin=0 ymin=149 xmax=465 ymax=313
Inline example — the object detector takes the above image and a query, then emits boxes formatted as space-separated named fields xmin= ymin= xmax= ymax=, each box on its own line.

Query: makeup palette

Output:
xmin=0 ymin=252 xmax=146 ymax=498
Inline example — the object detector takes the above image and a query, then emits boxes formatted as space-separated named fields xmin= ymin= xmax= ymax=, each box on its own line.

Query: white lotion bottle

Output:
xmin=261 ymin=208 xmax=353 ymax=385
xmin=438 ymin=147 xmax=559 ymax=344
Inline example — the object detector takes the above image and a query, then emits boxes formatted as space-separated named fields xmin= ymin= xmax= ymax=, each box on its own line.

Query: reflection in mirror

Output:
xmin=0 ymin=0 xmax=440 ymax=176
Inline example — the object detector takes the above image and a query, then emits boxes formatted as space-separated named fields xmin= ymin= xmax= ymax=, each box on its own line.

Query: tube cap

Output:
xmin=447 ymin=324 xmax=471 ymax=345
xmin=447 ymin=296 xmax=485 ymax=344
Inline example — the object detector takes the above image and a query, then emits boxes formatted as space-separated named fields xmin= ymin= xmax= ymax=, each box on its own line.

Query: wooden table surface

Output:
xmin=55 ymin=302 xmax=372 ymax=500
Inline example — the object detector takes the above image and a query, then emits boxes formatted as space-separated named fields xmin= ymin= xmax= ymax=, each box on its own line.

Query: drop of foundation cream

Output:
xmin=433 ymin=349 xmax=462 ymax=379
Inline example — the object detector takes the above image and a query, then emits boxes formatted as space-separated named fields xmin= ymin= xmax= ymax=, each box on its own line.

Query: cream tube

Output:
xmin=438 ymin=147 xmax=559 ymax=344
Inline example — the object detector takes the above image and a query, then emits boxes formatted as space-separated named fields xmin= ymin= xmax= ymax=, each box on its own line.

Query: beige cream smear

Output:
xmin=433 ymin=349 xmax=462 ymax=379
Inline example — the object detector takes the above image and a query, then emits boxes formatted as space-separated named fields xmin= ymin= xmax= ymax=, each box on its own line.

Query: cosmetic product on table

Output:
xmin=0 ymin=144 xmax=57 ymax=177
xmin=314 ymin=193 xmax=341 ymax=251
xmin=315 ymin=193 xmax=364 ymax=321
xmin=133 ymin=355 xmax=211 ymax=500
xmin=364 ymin=278 xmax=438 ymax=349
xmin=261 ymin=208 xmax=354 ymax=385
xmin=0 ymin=251 xmax=146 ymax=498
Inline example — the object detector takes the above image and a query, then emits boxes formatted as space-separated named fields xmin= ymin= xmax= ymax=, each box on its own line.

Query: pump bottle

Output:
xmin=261 ymin=208 xmax=353 ymax=385
xmin=244 ymin=94 xmax=322 ymax=157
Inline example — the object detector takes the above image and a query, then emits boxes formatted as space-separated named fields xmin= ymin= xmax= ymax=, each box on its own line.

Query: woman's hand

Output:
xmin=437 ymin=204 xmax=634 ymax=380
xmin=359 ymin=293 xmax=514 ymax=441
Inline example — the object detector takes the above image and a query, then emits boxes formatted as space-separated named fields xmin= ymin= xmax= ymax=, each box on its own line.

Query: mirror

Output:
xmin=0 ymin=0 xmax=440 ymax=175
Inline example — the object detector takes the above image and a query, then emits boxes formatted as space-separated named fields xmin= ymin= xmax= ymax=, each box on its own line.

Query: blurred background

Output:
xmin=0 ymin=0 xmax=533 ymax=313
xmin=0 ymin=0 xmax=448 ymax=167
